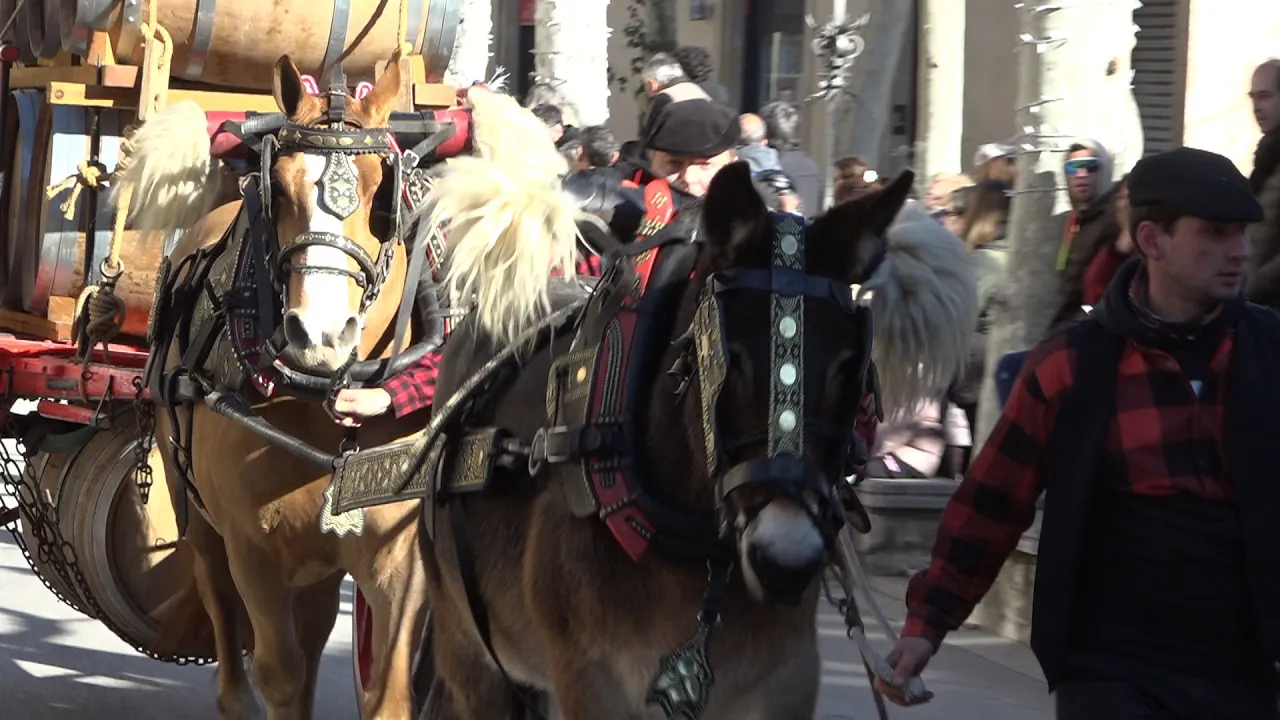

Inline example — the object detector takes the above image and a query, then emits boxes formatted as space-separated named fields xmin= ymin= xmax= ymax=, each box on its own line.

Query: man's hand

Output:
xmin=331 ymin=388 xmax=393 ymax=427
xmin=873 ymin=636 xmax=936 ymax=706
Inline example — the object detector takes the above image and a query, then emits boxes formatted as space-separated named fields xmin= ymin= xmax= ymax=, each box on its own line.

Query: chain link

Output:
xmin=0 ymin=410 xmax=214 ymax=666
xmin=131 ymin=377 xmax=155 ymax=504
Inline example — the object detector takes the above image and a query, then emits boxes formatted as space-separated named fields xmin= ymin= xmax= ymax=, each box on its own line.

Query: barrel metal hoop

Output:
xmin=183 ymin=0 xmax=220 ymax=78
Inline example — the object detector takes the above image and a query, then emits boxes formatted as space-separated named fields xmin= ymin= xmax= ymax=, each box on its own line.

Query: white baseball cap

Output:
xmin=973 ymin=143 xmax=1015 ymax=167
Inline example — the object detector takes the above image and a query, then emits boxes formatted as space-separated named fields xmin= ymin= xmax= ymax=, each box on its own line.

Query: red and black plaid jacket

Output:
xmin=904 ymin=291 xmax=1244 ymax=649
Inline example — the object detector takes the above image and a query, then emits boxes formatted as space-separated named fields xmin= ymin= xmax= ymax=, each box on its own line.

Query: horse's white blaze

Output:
xmin=746 ymin=502 xmax=825 ymax=568
xmin=292 ymin=153 xmax=362 ymax=347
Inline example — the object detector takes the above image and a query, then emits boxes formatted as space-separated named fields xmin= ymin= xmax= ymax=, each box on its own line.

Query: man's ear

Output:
xmin=701 ymin=161 xmax=768 ymax=270
xmin=1135 ymin=220 xmax=1165 ymax=260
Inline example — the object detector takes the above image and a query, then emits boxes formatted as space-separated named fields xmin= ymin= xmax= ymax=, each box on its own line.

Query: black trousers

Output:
xmin=1055 ymin=671 xmax=1280 ymax=720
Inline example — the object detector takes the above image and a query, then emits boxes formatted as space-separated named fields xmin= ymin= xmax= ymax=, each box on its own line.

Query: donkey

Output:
xmin=120 ymin=54 xmax=438 ymax=719
xmin=415 ymin=153 xmax=977 ymax=719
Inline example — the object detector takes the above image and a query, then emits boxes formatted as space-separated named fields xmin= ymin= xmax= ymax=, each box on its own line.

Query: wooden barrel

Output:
xmin=54 ymin=0 xmax=462 ymax=90
xmin=1 ymin=90 xmax=43 ymax=309
xmin=22 ymin=419 xmax=217 ymax=660
xmin=20 ymin=443 xmax=94 ymax=613
xmin=15 ymin=99 xmax=161 ymax=338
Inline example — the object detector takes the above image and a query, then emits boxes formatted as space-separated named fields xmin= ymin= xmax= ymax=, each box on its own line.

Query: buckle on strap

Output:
xmin=528 ymin=424 xmax=625 ymax=475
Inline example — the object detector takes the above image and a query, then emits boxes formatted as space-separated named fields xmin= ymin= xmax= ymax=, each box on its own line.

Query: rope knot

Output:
xmin=46 ymin=160 xmax=112 ymax=220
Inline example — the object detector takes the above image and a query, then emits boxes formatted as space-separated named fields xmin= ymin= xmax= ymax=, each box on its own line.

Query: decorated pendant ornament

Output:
xmin=646 ymin=622 xmax=715 ymax=719
xmin=319 ymin=152 xmax=361 ymax=219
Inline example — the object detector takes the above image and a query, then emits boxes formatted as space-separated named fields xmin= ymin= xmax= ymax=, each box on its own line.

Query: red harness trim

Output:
xmin=581 ymin=307 xmax=656 ymax=560
xmin=631 ymin=180 xmax=677 ymax=296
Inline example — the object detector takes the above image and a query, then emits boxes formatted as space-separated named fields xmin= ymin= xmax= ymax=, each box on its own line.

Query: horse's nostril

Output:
xmin=337 ymin=315 xmax=360 ymax=348
xmin=283 ymin=311 xmax=309 ymax=349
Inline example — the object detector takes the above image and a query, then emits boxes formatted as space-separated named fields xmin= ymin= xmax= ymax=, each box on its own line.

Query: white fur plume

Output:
xmin=434 ymin=87 xmax=578 ymax=348
xmin=860 ymin=203 xmax=979 ymax=418
xmin=111 ymin=100 xmax=217 ymax=234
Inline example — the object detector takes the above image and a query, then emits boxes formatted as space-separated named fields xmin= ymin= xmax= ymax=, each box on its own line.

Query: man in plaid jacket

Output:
xmin=881 ymin=148 xmax=1280 ymax=718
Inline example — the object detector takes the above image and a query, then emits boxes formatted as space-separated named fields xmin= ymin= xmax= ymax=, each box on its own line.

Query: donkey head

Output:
xmin=688 ymin=161 xmax=911 ymax=605
xmin=267 ymin=52 xmax=406 ymax=374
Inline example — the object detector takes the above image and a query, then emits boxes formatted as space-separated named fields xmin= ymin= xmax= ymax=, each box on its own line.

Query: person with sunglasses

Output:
xmin=879 ymin=147 xmax=1278 ymax=719
xmin=1049 ymin=140 xmax=1122 ymax=331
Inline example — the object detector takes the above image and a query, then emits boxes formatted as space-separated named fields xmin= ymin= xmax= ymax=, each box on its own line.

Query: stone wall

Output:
xmin=851 ymin=478 xmax=957 ymax=577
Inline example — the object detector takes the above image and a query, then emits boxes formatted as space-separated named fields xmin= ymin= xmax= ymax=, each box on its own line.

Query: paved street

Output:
xmin=2 ymin=523 xmax=1051 ymax=719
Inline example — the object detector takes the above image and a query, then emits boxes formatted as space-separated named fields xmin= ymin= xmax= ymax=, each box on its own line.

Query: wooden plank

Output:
xmin=10 ymin=65 xmax=140 ymax=89
xmin=413 ymin=83 xmax=458 ymax=109
xmin=0 ymin=307 xmax=73 ymax=343
xmin=45 ymin=82 xmax=279 ymax=112
xmin=46 ymin=296 xmax=76 ymax=327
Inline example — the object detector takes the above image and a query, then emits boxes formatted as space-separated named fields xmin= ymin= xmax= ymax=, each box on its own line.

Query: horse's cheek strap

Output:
xmin=692 ymin=285 xmax=729 ymax=478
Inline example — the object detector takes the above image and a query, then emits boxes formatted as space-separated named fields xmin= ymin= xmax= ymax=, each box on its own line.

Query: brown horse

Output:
xmin=415 ymin=149 xmax=976 ymax=718
xmin=120 ymin=54 xmax=438 ymax=719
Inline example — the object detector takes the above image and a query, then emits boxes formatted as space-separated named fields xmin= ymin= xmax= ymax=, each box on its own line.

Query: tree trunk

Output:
xmin=914 ymin=0 xmax=966 ymax=179
xmin=974 ymin=1 xmax=1141 ymax=447
xmin=844 ymin=0 xmax=914 ymax=166
xmin=447 ymin=0 xmax=494 ymax=87
xmin=534 ymin=0 xmax=612 ymax=125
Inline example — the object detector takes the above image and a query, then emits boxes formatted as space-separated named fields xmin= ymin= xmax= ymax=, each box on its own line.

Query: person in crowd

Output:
xmin=833 ymin=156 xmax=882 ymax=205
xmin=880 ymin=147 xmax=1277 ymax=719
xmin=1245 ymin=58 xmax=1280 ymax=306
xmin=672 ymin=45 xmax=732 ymax=107
xmin=736 ymin=112 xmax=785 ymax=175
xmin=938 ymin=184 xmax=973 ymax=238
xmin=923 ymin=172 xmax=971 ymax=214
xmin=639 ymin=52 xmax=710 ymax=141
xmin=753 ymin=168 xmax=802 ymax=215
xmin=1048 ymin=139 xmax=1120 ymax=330
xmin=949 ymin=180 xmax=1011 ymax=436
xmin=1081 ymin=175 xmax=1135 ymax=307
xmin=530 ymin=103 xmax=565 ymax=145
xmin=760 ymin=101 xmax=822 ymax=216
xmin=579 ymin=125 xmax=620 ymax=169
xmin=864 ymin=401 xmax=950 ymax=479
xmin=522 ymin=81 xmax=580 ymax=127
xmin=973 ymin=143 xmax=1017 ymax=184
xmin=557 ymin=128 xmax=586 ymax=172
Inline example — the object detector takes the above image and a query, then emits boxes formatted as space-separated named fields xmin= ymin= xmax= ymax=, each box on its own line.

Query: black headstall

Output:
xmin=683 ymin=213 xmax=876 ymax=541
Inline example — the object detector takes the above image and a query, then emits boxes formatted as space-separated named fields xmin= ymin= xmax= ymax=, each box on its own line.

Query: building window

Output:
xmin=758 ymin=30 xmax=804 ymax=104
xmin=742 ymin=0 xmax=806 ymax=110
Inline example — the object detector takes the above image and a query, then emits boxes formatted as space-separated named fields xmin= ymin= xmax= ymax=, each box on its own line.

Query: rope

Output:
xmin=44 ymin=160 xmax=110 ymax=220
xmin=397 ymin=0 xmax=412 ymax=55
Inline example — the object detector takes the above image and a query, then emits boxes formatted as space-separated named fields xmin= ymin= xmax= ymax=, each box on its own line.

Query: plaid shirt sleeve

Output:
xmin=379 ymin=349 xmax=442 ymax=418
xmin=902 ymin=334 xmax=1074 ymax=648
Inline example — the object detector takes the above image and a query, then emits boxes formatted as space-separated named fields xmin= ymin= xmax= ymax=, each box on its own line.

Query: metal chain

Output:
xmin=0 ymin=411 xmax=214 ymax=666
xmin=131 ymin=377 xmax=155 ymax=504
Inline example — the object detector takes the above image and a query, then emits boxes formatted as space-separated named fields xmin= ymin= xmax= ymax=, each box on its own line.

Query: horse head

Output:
xmin=668 ymin=160 xmax=914 ymax=605
xmin=267 ymin=53 xmax=408 ymax=374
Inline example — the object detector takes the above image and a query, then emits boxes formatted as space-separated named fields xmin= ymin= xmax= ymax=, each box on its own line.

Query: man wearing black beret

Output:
xmin=880 ymin=147 xmax=1280 ymax=718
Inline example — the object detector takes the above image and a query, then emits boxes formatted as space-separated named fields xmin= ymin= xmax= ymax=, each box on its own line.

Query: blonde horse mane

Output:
xmin=432 ymin=87 xmax=579 ymax=348
xmin=110 ymin=100 xmax=218 ymax=235
xmin=861 ymin=202 xmax=979 ymax=418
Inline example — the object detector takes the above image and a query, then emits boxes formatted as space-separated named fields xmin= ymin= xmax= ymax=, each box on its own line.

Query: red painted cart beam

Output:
xmin=0 ymin=334 xmax=150 ymax=402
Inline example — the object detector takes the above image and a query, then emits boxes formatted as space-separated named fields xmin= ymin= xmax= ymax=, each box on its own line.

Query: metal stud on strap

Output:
xmin=769 ymin=214 xmax=805 ymax=459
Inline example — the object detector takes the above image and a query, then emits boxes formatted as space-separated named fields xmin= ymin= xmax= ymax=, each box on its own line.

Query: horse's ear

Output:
xmin=702 ymin=161 xmax=768 ymax=268
xmin=362 ymin=48 xmax=404 ymax=125
xmin=273 ymin=55 xmax=307 ymax=118
xmin=821 ymin=170 xmax=914 ymax=283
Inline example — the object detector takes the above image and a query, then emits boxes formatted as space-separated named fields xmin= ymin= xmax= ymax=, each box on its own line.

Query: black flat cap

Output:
xmin=1127 ymin=147 xmax=1263 ymax=223
xmin=646 ymin=100 xmax=738 ymax=158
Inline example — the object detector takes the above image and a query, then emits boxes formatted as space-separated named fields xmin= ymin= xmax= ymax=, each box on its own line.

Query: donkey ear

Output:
xmin=361 ymin=48 xmax=405 ymax=125
xmin=863 ymin=169 xmax=914 ymax=237
xmin=818 ymin=170 xmax=914 ymax=283
xmin=702 ymin=161 xmax=768 ymax=268
xmin=273 ymin=55 xmax=308 ymax=118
